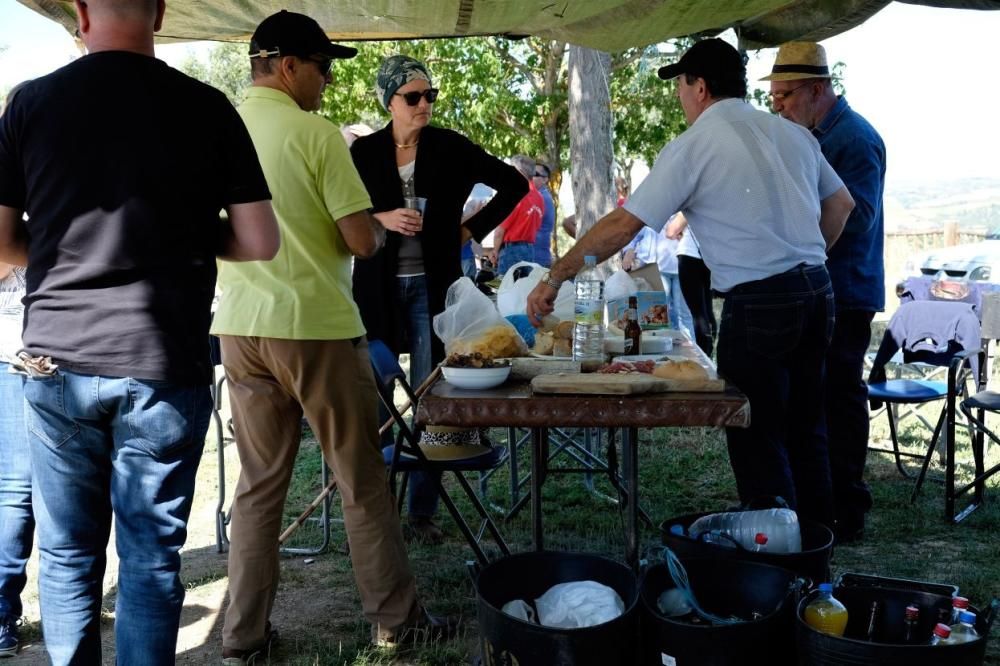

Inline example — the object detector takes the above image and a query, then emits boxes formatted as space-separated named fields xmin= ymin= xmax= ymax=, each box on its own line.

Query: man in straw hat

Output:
xmin=212 ymin=10 xmax=454 ymax=662
xmin=764 ymin=42 xmax=886 ymax=544
xmin=526 ymin=38 xmax=856 ymax=531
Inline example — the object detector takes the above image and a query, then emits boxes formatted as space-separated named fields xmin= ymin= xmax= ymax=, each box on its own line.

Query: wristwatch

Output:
xmin=540 ymin=271 xmax=563 ymax=290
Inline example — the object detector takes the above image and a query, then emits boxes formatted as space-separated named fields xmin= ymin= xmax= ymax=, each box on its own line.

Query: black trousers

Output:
xmin=825 ymin=309 xmax=876 ymax=535
xmin=678 ymin=255 xmax=716 ymax=356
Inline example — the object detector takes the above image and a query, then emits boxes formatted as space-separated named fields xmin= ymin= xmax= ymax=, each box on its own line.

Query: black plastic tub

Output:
xmin=640 ymin=557 xmax=802 ymax=666
xmin=795 ymin=580 xmax=993 ymax=665
xmin=473 ymin=551 xmax=639 ymax=666
xmin=660 ymin=512 xmax=833 ymax=584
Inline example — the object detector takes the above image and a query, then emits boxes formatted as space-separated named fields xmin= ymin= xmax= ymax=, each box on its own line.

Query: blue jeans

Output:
xmin=717 ymin=264 xmax=835 ymax=529
xmin=497 ymin=242 xmax=535 ymax=276
xmin=23 ymin=370 xmax=210 ymax=665
xmin=384 ymin=275 xmax=438 ymax=518
xmin=461 ymin=257 xmax=478 ymax=280
xmin=661 ymin=271 xmax=694 ymax=342
xmin=0 ymin=365 xmax=33 ymax=619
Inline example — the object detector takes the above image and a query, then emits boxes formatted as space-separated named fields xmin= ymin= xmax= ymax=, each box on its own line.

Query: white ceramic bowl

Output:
xmin=441 ymin=365 xmax=511 ymax=390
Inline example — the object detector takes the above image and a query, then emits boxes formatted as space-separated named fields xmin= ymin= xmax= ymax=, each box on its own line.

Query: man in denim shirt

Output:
xmin=765 ymin=42 xmax=886 ymax=543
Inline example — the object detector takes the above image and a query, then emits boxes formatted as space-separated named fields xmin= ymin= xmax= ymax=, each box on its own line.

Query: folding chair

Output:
xmin=867 ymin=300 xmax=981 ymax=521
xmin=369 ymin=340 xmax=511 ymax=565
xmin=954 ymin=291 xmax=1000 ymax=522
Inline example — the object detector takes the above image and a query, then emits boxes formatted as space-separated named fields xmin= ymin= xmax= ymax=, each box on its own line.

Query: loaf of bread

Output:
xmin=532 ymin=331 xmax=555 ymax=355
xmin=554 ymin=320 xmax=575 ymax=340
xmin=553 ymin=338 xmax=573 ymax=358
xmin=653 ymin=359 xmax=708 ymax=381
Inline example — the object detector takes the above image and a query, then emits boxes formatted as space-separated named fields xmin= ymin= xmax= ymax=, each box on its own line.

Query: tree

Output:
xmin=179 ymin=42 xmax=250 ymax=106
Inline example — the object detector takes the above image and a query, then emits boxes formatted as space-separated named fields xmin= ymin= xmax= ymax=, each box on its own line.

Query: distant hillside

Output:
xmin=885 ymin=177 xmax=1000 ymax=233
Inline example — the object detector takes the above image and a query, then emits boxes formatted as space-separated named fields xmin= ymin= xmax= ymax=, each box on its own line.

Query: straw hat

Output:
xmin=414 ymin=426 xmax=493 ymax=461
xmin=760 ymin=42 xmax=832 ymax=82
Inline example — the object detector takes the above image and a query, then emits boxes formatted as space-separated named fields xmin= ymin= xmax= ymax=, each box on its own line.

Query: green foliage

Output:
xmin=179 ymin=36 xmax=690 ymax=186
xmin=178 ymin=42 xmax=250 ymax=106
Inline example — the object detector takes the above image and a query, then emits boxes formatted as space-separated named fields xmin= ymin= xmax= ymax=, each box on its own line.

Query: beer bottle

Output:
xmin=624 ymin=296 xmax=641 ymax=355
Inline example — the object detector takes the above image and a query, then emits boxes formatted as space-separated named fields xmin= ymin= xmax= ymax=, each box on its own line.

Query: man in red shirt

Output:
xmin=490 ymin=155 xmax=544 ymax=275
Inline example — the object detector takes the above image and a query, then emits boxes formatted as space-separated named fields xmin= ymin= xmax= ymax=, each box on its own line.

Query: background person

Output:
xmin=621 ymin=224 xmax=694 ymax=339
xmin=533 ymin=161 xmax=556 ymax=267
xmin=351 ymin=55 xmax=525 ymax=543
xmin=0 ymin=262 xmax=29 ymax=658
xmin=764 ymin=41 xmax=886 ymax=543
xmin=0 ymin=1 xmax=279 ymax=663
xmin=666 ymin=213 xmax=717 ymax=355
xmin=488 ymin=154 xmax=544 ymax=276
xmin=526 ymin=38 xmax=854 ymax=530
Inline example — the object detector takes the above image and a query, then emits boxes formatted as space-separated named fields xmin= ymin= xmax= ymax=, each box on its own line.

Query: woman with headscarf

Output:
xmin=351 ymin=55 xmax=526 ymax=543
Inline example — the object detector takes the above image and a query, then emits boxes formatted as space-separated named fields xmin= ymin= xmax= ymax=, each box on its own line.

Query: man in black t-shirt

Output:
xmin=0 ymin=1 xmax=279 ymax=664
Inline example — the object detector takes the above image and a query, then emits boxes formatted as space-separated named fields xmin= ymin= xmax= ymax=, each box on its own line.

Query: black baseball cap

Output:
xmin=657 ymin=38 xmax=744 ymax=81
xmin=249 ymin=10 xmax=357 ymax=61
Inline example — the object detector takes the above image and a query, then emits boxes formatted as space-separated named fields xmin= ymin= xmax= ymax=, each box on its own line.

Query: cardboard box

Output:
xmin=607 ymin=291 xmax=670 ymax=330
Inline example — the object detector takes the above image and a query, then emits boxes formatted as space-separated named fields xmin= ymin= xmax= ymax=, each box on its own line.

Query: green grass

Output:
xmin=268 ymin=406 xmax=1000 ymax=665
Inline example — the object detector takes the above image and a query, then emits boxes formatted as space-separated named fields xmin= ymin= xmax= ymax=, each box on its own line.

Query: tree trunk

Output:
xmin=567 ymin=45 xmax=617 ymax=272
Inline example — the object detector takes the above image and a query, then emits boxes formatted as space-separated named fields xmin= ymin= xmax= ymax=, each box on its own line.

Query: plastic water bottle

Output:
xmin=949 ymin=610 xmax=980 ymax=644
xmin=950 ymin=596 xmax=970 ymax=625
xmin=573 ymin=255 xmax=605 ymax=362
xmin=930 ymin=623 xmax=954 ymax=645
xmin=804 ymin=583 xmax=849 ymax=637
xmin=688 ymin=508 xmax=802 ymax=553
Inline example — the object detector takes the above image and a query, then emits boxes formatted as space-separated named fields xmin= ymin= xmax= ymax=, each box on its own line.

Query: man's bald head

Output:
xmin=74 ymin=0 xmax=164 ymax=56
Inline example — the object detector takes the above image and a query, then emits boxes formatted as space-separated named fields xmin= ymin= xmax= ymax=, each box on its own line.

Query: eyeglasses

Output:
xmin=767 ymin=82 xmax=812 ymax=102
xmin=534 ymin=171 xmax=548 ymax=179
xmin=394 ymin=88 xmax=440 ymax=106
xmin=307 ymin=56 xmax=333 ymax=77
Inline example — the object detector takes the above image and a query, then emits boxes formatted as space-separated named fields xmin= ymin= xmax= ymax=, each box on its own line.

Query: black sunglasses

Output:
xmin=307 ymin=56 xmax=333 ymax=76
xmin=394 ymin=88 xmax=440 ymax=106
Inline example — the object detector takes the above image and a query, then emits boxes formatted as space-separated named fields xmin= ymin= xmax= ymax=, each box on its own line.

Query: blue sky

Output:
xmin=2 ymin=2 xmax=1000 ymax=185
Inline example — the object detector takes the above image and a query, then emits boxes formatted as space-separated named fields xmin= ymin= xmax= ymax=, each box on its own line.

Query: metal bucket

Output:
xmin=472 ymin=551 xmax=639 ymax=666
xmin=640 ymin=556 xmax=802 ymax=666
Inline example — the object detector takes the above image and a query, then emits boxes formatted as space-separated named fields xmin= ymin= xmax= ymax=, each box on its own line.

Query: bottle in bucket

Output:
xmin=902 ymin=605 xmax=920 ymax=644
xmin=950 ymin=596 xmax=970 ymax=625
xmin=930 ymin=623 xmax=954 ymax=646
xmin=688 ymin=508 xmax=802 ymax=553
xmin=865 ymin=601 xmax=880 ymax=642
xmin=804 ymin=583 xmax=848 ymax=637
xmin=949 ymin=610 xmax=979 ymax=644
xmin=752 ymin=533 xmax=768 ymax=552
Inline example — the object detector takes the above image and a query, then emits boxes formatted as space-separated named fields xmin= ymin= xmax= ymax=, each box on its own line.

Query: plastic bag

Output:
xmin=501 ymin=599 xmax=538 ymax=624
xmin=495 ymin=260 xmax=576 ymax=320
xmin=497 ymin=261 xmax=546 ymax=317
xmin=534 ymin=580 xmax=625 ymax=629
xmin=605 ymin=269 xmax=638 ymax=303
xmin=432 ymin=277 xmax=529 ymax=358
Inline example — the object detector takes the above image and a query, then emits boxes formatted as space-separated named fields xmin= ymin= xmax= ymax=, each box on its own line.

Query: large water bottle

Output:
xmin=688 ymin=508 xmax=802 ymax=553
xmin=573 ymin=255 xmax=605 ymax=362
xmin=949 ymin=611 xmax=980 ymax=644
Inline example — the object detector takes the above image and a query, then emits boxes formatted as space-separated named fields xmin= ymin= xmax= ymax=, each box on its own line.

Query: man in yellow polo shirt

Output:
xmin=212 ymin=11 xmax=449 ymax=662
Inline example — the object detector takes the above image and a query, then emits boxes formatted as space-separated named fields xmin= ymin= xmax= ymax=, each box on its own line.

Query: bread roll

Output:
xmin=532 ymin=331 xmax=555 ymax=355
xmin=553 ymin=338 xmax=573 ymax=358
xmin=653 ymin=359 xmax=708 ymax=381
xmin=554 ymin=320 xmax=575 ymax=340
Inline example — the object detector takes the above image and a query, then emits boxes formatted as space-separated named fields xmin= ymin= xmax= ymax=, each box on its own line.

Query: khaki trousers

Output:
xmin=219 ymin=335 xmax=419 ymax=651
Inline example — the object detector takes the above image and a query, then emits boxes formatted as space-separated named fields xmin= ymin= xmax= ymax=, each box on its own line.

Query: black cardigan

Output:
xmin=351 ymin=123 xmax=527 ymax=363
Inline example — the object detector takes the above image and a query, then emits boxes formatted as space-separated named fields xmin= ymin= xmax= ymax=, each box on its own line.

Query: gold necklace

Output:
xmin=394 ymin=140 xmax=418 ymax=149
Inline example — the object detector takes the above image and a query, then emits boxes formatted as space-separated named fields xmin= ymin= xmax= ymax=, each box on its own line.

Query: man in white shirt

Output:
xmin=527 ymin=38 xmax=855 ymax=529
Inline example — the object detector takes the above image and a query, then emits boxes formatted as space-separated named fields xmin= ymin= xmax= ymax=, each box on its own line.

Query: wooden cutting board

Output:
xmin=531 ymin=372 xmax=725 ymax=394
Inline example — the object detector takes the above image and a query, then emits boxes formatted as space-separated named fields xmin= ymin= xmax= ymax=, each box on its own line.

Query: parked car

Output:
xmin=909 ymin=229 xmax=1000 ymax=282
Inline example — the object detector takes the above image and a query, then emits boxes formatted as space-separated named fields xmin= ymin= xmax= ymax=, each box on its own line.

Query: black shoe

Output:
xmin=405 ymin=516 xmax=445 ymax=546
xmin=0 ymin=615 xmax=21 ymax=658
xmin=374 ymin=609 xmax=461 ymax=648
xmin=220 ymin=627 xmax=278 ymax=665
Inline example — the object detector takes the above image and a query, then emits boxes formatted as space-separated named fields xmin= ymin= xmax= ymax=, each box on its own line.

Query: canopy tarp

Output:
xmin=16 ymin=0 xmax=1000 ymax=50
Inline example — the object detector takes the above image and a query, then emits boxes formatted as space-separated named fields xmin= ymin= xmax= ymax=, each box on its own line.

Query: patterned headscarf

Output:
xmin=375 ymin=55 xmax=432 ymax=111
